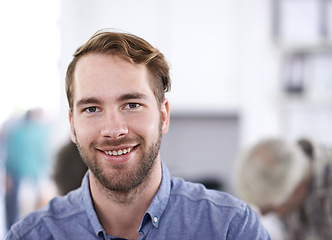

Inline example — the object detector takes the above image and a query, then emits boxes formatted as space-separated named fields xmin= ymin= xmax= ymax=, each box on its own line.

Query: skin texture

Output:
xmin=69 ymin=53 xmax=170 ymax=239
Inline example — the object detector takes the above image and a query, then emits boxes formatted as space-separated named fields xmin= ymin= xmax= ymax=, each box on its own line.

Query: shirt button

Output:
xmin=153 ymin=217 xmax=158 ymax=223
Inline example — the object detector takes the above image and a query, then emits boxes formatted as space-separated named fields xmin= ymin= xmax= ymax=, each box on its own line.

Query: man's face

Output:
xmin=69 ymin=53 xmax=169 ymax=193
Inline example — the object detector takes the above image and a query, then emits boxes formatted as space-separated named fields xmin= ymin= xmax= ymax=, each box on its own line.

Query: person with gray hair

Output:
xmin=234 ymin=138 xmax=311 ymax=216
xmin=234 ymin=137 xmax=332 ymax=240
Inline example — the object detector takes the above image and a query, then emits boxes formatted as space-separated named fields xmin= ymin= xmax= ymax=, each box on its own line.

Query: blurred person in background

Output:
xmin=6 ymin=30 xmax=270 ymax=240
xmin=4 ymin=108 xmax=50 ymax=230
xmin=53 ymin=139 xmax=87 ymax=195
xmin=234 ymin=137 xmax=332 ymax=240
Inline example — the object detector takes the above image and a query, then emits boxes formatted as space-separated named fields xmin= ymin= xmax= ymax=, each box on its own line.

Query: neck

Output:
xmin=89 ymin=160 xmax=162 ymax=239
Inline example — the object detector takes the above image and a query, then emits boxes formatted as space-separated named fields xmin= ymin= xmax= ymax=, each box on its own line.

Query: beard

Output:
xmin=74 ymin=123 xmax=162 ymax=194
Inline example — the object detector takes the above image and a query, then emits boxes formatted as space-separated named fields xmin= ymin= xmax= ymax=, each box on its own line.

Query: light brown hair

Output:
xmin=66 ymin=30 xmax=171 ymax=111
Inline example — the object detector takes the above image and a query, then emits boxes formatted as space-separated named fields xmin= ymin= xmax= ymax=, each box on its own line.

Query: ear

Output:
xmin=160 ymin=98 xmax=170 ymax=135
xmin=69 ymin=111 xmax=77 ymax=143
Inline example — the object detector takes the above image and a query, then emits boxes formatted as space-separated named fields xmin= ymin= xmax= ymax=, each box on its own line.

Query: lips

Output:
xmin=95 ymin=139 xmax=140 ymax=165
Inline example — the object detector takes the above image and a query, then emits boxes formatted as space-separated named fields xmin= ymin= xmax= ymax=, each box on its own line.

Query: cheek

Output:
xmin=128 ymin=114 xmax=161 ymax=138
xmin=72 ymin=118 xmax=99 ymax=143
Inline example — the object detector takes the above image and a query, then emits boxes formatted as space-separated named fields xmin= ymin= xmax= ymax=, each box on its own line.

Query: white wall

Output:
xmin=239 ymin=0 xmax=282 ymax=149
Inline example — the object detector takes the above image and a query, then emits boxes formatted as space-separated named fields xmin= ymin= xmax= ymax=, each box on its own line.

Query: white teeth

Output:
xmin=105 ymin=148 xmax=132 ymax=156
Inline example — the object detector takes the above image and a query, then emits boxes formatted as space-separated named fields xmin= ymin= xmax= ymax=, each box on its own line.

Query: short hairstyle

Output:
xmin=234 ymin=138 xmax=310 ymax=208
xmin=65 ymin=30 xmax=171 ymax=111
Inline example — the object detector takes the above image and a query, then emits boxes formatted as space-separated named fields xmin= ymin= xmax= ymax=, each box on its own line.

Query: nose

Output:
xmin=101 ymin=110 xmax=128 ymax=139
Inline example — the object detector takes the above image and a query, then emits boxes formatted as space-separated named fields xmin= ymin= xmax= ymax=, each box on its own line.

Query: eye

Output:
xmin=84 ymin=106 xmax=99 ymax=113
xmin=124 ymin=103 xmax=141 ymax=110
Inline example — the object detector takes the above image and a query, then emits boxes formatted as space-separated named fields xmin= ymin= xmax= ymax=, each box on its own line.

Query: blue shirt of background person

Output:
xmin=5 ymin=108 xmax=49 ymax=229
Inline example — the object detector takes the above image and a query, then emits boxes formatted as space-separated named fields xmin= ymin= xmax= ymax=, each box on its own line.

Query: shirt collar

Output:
xmin=140 ymin=162 xmax=171 ymax=230
xmin=81 ymin=171 xmax=105 ymax=237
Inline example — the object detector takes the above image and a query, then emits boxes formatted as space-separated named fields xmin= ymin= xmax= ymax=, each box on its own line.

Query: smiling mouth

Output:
xmin=104 ymin=147 xmax=132 ymax=156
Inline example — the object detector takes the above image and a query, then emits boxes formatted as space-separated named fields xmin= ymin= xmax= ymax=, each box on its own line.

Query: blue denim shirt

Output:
xmin=6 ymin=163 xmax=270 ymax=239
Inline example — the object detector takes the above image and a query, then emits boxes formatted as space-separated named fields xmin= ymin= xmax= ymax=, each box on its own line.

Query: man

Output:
xmin=234 ymin=138 xmax=332 ymax=240
xmin=6 ymin=30 xmax=270 ymax=240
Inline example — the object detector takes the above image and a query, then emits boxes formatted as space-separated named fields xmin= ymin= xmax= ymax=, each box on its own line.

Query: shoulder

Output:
xmin=6 ymin=189 xmax=86 ymax=239
xmin=166 ymin=177 xmax=270 ymax=239
xmin=170 ymin=176 xmax=246 ymax=212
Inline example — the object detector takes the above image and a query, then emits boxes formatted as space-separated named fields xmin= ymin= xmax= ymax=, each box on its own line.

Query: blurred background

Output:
xmin=0 ymin=0 xmax=332 ymax=237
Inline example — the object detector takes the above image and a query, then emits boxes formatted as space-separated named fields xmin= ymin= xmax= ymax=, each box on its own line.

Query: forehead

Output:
xmin=73 ymin=53 xmax=155 ymax=101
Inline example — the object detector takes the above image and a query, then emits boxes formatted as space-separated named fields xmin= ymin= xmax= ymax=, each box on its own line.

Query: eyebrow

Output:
xmin=76 ymin=97 xmax=103 ymax=108
xmin=75 ymin=92 xmax=148 ymax=108
xmin=118 ymin=92 xmax=148 ymax=101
